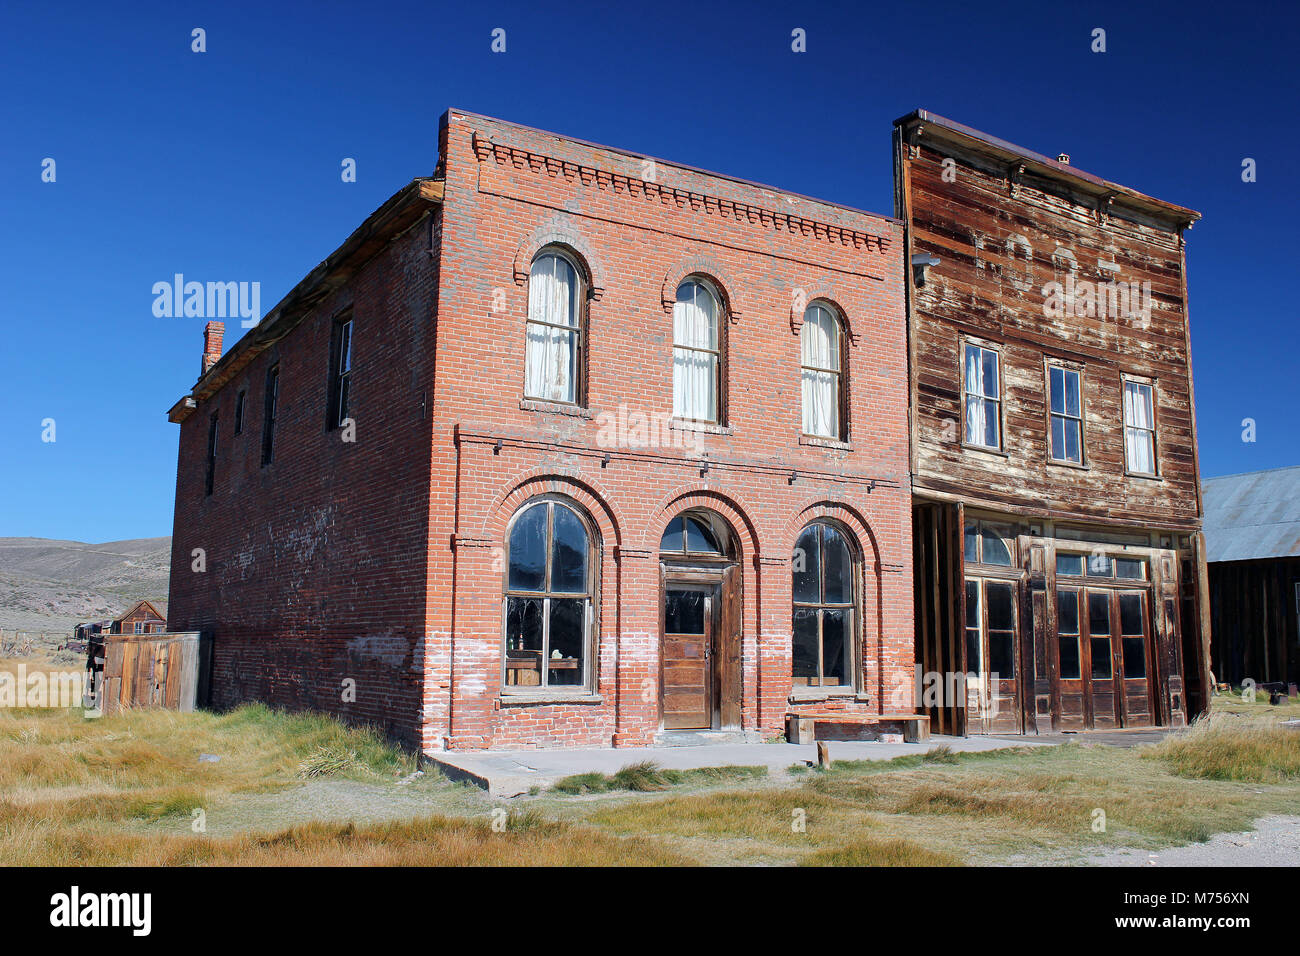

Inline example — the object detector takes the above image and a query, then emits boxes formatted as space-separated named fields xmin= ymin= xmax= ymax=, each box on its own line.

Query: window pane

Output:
xmin=792 ymin=607 xmax=819 ymax=682
xmin=986 ymin=582 xmax=1014 ymax=630
xmin=1088 ymin=592 xmax=1111 ymax=634
xmin=1059 ymin=636 xmax=1081 ymax=679
xmin=1064 ymin=419 xmax=1081 ymax=463
xmin=802 ymin=368 xmax=838 ymax=437
xmin=1119 ymin=593 xmax=1144 ymax=635
xmin=965 ymin=580 xmax=980 ymax=629
xmin=525 ymin=323 xmax=576 ymax=402
xmin=1122 ymin=637 xmax=1147 ymax=678
xmin=793 ymin=525 xmax=821 ymax=603
xmin=966 ymin=628 xmax=982 ymax=673
xmin=1090 ymin=637 xmax=1113 ymax=678
xmin=821 ymin=609 xmax=849 ymax=685
xmin=660 ymin=517 xmax=683 ymax=552
xmin=673 ymin=348 xmax=717 ymax=421
xmin=674 ymin=281 xmax=717 ymax=348
xmin=800 ymin=306 xmax=838 ymax=371
xmin=1115 ymin=558 xmax=1145 ymax=580
xmin=983 ymin=399 xmax=999 ymax=447
xmin=1087 ymin=554 xmax=1112 ymax=577
xmin=547 ymin=598 xmax=585 ymax=686
xmin=508 ymin=505 xmax=547 ymax=591
xmin=982 ymin=527 xmax=1013 ymax=566
xmin=988 ymin=633 xmax=1016 ymax=679
xmin=684 ymin=515 xmax=721 ymax=554
xmin=964 ymin=523 xmax=979 ymax=564
xmin=964 ymin=394 xmax=984 ymax=445
xmin=981 ymin=350 xmax=999 ymax=399
xmin=505 ymin=596 xmax=544 ymax=687
xmin=1050 ymin=415 xmax=1066 ymax=460
xmin=1056 ymin=554 xmax=1084 ymax=577
xmin=822 ymin=524 xmax=853 ymax=604
xmin=1057 ymin=589 xmax=1079 ymax=634
xmin=1064 ymin=369 xmax=1080 ymax=418
xmin=1049 ymin=366 xmax=1065 ymax=415
xmin=550 ymin=506 xmax=588 ymax=593
xmin=665 ymin=590 xmax=705 ymax=634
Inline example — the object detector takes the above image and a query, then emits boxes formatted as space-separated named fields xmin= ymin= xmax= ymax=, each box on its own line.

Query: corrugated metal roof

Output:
xmin=1202 ymin=465 xmax=1300 ymax=562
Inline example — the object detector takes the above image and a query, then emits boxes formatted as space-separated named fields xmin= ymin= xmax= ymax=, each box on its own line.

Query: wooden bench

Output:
xmin=786 ymin=713 xmax=930 ymax=745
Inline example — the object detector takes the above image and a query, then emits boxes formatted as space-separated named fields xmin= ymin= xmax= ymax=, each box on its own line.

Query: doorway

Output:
xmin=661 ymin=586 xmax=717 ymax=730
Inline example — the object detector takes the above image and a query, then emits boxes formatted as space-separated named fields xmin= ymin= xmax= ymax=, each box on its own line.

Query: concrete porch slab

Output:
xmin=425 ymin=734 xmax=1055 ymax=797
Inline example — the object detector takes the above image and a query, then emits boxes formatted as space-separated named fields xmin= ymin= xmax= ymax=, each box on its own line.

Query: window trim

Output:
xmin=523 ymin=247 xmax=587 ymax=408
xmin=1044 ymin=358 xmax=1086 ymax=467
xmin=500 ymin=496 xmax=599 ymax=697
xmin=960 ymin=337 xmax=1004 ymax=452
xmin=671 ymin=275 xmax=727 ymax=426
xmin=1120 ymin=375 xmax=1160 ymax=478
xmin=799 ymin=300 xmax=848 ymax=441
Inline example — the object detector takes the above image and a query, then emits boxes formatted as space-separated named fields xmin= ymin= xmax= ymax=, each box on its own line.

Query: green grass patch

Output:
xmin=1145 ymin=712 xmax=1300 ymax=783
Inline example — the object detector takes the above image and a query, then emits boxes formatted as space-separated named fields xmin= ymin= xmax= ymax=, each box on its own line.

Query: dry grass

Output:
xmin=1145 ymin=712 xmax=1300 ymax=783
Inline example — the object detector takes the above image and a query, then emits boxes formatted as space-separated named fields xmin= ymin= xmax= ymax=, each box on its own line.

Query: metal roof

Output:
xmin=1202 ymin=466 xmax=1300 ymax=562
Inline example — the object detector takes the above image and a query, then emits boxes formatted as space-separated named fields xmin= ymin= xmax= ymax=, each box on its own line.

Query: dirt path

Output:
xmin=1065 ymin=815 xmax=1300 ymax=867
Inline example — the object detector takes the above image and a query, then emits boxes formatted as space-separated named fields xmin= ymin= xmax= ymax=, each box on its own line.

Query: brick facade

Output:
xmin=168 ymin=109 xmax=913 ymax=751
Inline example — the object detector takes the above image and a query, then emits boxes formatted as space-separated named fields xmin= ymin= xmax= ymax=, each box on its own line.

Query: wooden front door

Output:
xmin=964 ymin=577 xmax=1022 ymax=734
xmin=1116 ymin=590 xmax=1155 ymax=727
xmin=1083 ymin=591 xmax=1119 ymax=729
xmin=662 ymin=587 xmax=715 ymax=730
xmin=1056 ymin=586 xmax=1154 ymax=730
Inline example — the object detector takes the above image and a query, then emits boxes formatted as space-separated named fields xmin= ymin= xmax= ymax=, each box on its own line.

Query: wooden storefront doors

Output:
xmin=1054 ymin=584 xmax=1155 ymax=730
xmin=661 ymin=586 xmax=715 ymax=730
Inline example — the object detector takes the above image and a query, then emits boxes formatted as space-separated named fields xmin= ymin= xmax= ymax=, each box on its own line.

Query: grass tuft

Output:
xmin=1145 ymin=712 xmax=1300 ymax=783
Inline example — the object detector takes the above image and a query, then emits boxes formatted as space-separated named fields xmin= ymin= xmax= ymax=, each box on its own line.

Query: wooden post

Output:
xmin=816 ymin=741 xmax=831 ymax=769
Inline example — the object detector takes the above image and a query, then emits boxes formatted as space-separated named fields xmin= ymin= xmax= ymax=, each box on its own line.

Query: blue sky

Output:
xmin=1 ymin=0 xmax=1295 ymax=541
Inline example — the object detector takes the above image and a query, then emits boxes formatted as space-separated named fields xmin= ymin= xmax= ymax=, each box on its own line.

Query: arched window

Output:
xmin=673 ymin=278 xmax=723 ymax=423
xmin=525 ymin=250 xmax=583 ymax=404
xmin=660 ymin=512 xmax=726 ymax=557
xmin=801 ymin=303 xmax=843 ymax=439
xmin=503 ymin=498 xmax=595 ymax=691
xmin=792 ymin=520 xmax=856 ymax=688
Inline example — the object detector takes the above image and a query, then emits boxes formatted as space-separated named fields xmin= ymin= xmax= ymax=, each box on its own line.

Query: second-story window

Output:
xmin=1123 ymin=380 xmax=1157 ymax=475
xmin=963 ymin=342 xmax=1001 ymax=449
xmin=233 ymin=390 xmax=245 ymax=436
xmin=801 ymin=303 xmax=843 ymax=439
xmin=673 ymin=278 xmax=722 ymax=423
xmin=205 ymin=412 xmax=218 ymax=496
xmin=1048 ymin=364 xmax=1083 ymax=464
xmin=261 ymin=364 xmax=279 ymax=466
xmin=328 ymin=314 xmax=353 ymax=429
xmin=525 ymin=250 xmax=582 ymax=404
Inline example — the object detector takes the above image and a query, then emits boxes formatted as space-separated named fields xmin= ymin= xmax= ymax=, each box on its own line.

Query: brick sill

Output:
xmin=519 ymin=398 xmax=594 ymax=419
xmin=499 ymin=694 xmax=604 ymax=707
xmin=799 ymin=434 xmax=853 ymax=451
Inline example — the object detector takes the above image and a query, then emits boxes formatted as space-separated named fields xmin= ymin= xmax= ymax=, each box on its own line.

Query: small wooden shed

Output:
xmin=86 ymin=631 xmax=211 ymax=716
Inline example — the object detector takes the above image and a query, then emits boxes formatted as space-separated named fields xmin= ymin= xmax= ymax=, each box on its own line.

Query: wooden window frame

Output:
xmin=326 ymin=312 xmax=354 ymax=430
xmin=791 ymin=519 xmax=861 ymax=691
xmin=204 ymin=411 xmax=218 ymax=496
xmin=960 ymin=337 xmax=1004 ymax=453
xmin=261 ymin=364 xmax=279 ymax=467
xmin=799 ymin=301 xmax=848 ymax=442
xmin=524 ymin=248 xmax=587 ymax=408
xmin=500 ymin=496 xmax=598 ymax=697
xmin=672 ymin=276 xmax=727 ymax=426
xmin=963 ymin=518 xmax=1018 ymax=569
xmin=1044 ymin=358 xmax=1086 ymax=467
xmin=1120 ymin=374 xmax=1160 ymax=478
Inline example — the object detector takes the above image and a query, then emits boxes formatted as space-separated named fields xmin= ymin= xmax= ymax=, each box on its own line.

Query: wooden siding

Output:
xmin=897 ymin=132 xmax=1202 ymax=531
xmin=1209 ymin=557 xmax=1300 ymax=687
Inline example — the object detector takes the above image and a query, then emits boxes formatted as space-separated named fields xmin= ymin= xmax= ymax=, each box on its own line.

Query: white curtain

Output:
xmin=1124 ymin=382 xmax=1155 ymax=473
xmin=525 ymin=254 xmax=578 ymax=402
xmin=964 ymin=345 xmax=987 ymax=444
xmin=672 ymin=281 xmax=718 ymax=420
xmin=801 ymin=305 xmax=839 ymax=437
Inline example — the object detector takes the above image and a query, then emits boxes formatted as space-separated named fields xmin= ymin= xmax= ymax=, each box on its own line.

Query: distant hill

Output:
xmin=0 ymin=537 xmax=171 ymax=635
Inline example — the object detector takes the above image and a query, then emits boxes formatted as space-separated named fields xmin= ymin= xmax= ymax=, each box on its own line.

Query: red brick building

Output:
xmin=167 ymin=109 xmax=912 ymax=751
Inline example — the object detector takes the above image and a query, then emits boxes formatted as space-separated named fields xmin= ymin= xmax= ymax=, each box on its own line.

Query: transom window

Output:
xmin=1048 ymin=364 xmax=1083 ymax=464
xmin=964 ymin=520 xmax=1014 ymax=567
xmin=503 ymin=499 xmax=594 ymax=691
xmin=1123 ymin=380 xmax=1157 ymax=475
xmin=525 ymin=250 xmax=583 ymax=404
xmin=660 ymin=512 xmax=726 ymax=557
xmin=792 ymin=521 xmax=856 ymax=688
xmin=963 ymin=342 xmax=1001 ymax=449
xmin=801 ymin=303 xmax=843 ymax=439
xmin=672 ymin=278 xmax=722 ymax=423
xmin=1056 ymin=551 xmax=1146 ymax=580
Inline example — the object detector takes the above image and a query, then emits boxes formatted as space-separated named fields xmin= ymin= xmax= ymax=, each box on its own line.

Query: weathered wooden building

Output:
xmin=1203 ymin=466 xmax=1300 ymax=689
xmin=894 ymin=110 xmax=1212 ymax=735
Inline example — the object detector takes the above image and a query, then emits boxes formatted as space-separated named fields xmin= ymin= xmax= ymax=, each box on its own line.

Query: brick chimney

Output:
xmin=202 ymin=321 xmax=224 ymax=375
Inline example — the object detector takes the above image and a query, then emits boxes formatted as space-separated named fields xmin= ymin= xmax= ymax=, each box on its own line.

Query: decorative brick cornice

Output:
xmin=473 ymin=132 xmax=893 ymax=256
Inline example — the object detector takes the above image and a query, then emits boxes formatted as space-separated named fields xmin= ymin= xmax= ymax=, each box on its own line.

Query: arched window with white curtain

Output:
xmin=801 ymin=303 xmax=843 ymax=438
xmin=525 ymin=249 xmax=583 ymax=404
xmin=672 ymin=278 xmax=722 ymax=422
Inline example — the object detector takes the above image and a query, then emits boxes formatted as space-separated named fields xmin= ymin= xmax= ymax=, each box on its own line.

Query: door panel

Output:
xmin=662 ymin=588 xmax=713 ymax=729
xmin=1085 ymin=592 xmax=1118 ymax=729
xmin=965 ymin=578 xmax=1022 ymax=734
xmin=1118 ymin=590 xmax=1154 ymax=727
xmin=1055 ymin=588 xmax=1086 ymax=731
